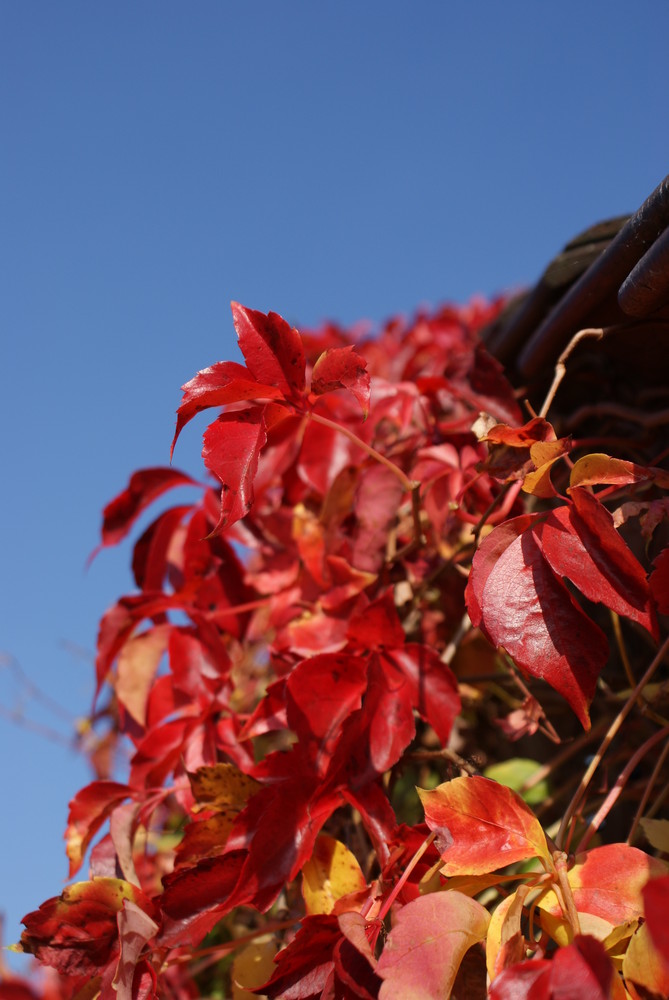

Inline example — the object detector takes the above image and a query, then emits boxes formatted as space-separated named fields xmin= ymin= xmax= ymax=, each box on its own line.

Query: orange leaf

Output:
xmin=569 ymin=453 xmax=649 ymax=490
xmin=418 ymin=777 xmax=551 ymax=875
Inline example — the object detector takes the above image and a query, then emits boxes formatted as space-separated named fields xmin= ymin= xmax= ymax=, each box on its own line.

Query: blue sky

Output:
xmin=2 ymin=1 xmax=668 ymax=972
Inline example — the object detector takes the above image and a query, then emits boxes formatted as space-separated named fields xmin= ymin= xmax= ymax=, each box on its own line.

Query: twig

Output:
xmin=575 ymin=725 xmax=669 ymax=853
xmin=555 ymin=634 xmax=669 ymax=850
xmin=627 ymin=737 xmax=669 ymax=846
xmin=538 ymin=327 xmax=605 ymax=419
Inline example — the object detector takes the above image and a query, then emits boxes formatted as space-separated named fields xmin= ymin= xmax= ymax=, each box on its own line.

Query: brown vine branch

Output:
xmin=538 ymin=327 xmax=606 ymax=419
xmin=556 ymin=634 xmax=669 ymax=850
xmin=576 ymin=725 xmax=669 ymax=853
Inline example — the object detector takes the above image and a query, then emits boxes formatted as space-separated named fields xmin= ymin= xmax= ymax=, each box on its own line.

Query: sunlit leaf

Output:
xmin=311 ymin=345 xmax=371 ymax=416
xmin=419 ymin=776 xmax=551 ymax=875
xmin=301 ymin=834 xmax=367 ymax=916
xmin=231 ymin=301 xmax=306 ymax=401
xmin=376 ymin=891 xmax=490 ymax=999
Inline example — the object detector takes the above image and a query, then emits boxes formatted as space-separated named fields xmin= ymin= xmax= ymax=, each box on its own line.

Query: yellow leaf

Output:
xmin=301 ymin=834 xmax=367 ymax=915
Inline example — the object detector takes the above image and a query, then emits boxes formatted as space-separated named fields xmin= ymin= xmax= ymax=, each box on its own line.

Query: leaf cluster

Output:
xmin=8 ymin=297 xmax=669 ymax=999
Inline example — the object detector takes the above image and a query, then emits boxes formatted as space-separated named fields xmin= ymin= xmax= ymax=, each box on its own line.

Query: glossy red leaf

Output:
xmin=467 ymin=520 xmax=607 ymax=728
xmin=202 ymin=406 xmax=267 ymax=532
xmin=93 ymin=468 xmax=198 ymax=554
xmin=171 ymin=359 xmax=283 ymax=458
xmin=419 ymin=776 xmax=551 ymax=874
xmin=557 ymin=488 xmax=656 ymax=636
xmin=231 ymin=301 xmax=306 ymax=401
xmin=66 ymin=780 xmax=133 ymax=878
xmin=465 ymin=513 xmax=536 ymax=627
xmin=311 ymin=346 xmax=371 ymax=416
xmin=361 ymin=654 xmax=416 ymax=774
xmin=538 ymin=496 xmax=657 ymax=637
xmin=376 ymin=891 xmax=490 ymax=999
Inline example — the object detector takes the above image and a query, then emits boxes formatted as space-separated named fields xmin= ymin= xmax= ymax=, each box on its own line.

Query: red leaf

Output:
xmin=93 ymin=468 xmax=198 ymax=556
xmin=465 ymin=514 xmax=536 ymax=628
xmin=643 ymin=874 xmax=669 ymax=965
xmin=467 ymin=521 xmax=606 ymax=728
xmin=20 ymin=879 xmax=157 ymax=978
xmin=285 ymin=653 xmax=368 ymax=777
xmin=490 ymin=936 xmax=615 ymax=1000
xmin=131 ymin=504 xmax=192 ymax=591
xmin=554 ymin=488 xmax=656 ymax=636
xmin=419 ymin=776 xmax=551 ymax=874
xmin=385 ymin=644 xmax=460 ymax=747
xmin=537 ymin=499 xmax=656 ymax=637
xmin=347 ymin=590 xmax=406 ymax=650
xmin=362 ymin=654 xmax=416 ymax=774
xmin=231 ymin=301 xmax=306 ymax=401
xmin=66 ymin=781 xmax=133 ymax=879
xmin=352 ymin=464 xmax=406 ymax=572
xmin=259 ymin=914 xmax=341 ymax=1000
xmin=95 ymin=593 xmax=180 ymax=697
xmin=171 ymin=360 xmax=283 ymax=457
xmin=202 ymin=406 xmax=267 ymax=532
xmin=311 ymin=346 xmax=371 ymax=416
xmin=376 ymin=891 xmax=490 ymax=999
xmin=489 ymin=960 xmax=551 ymax=1000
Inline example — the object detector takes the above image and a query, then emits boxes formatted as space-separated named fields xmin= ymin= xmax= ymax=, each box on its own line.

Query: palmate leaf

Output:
xmin=231 ymin=300 xmax=306 ymax=401
xmin=170 ymin=360 xmax=284 ymax=458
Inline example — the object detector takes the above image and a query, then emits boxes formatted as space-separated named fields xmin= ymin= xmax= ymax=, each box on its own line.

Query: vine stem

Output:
xmin=555 ymin=634 xmax=669 ymax=850
xmin=306 ymin=410 xmax=418 ymax=494
xmin=306 ymin=408 xmax=423 ymax=545
xmin=552 ymin=851 xmax=582 ymax=938
xmin=576 ymin=725 xmax=669 ymax=853
xmin=377 ymin=831 xmax=436 ymax=924
xmin=538 ymin=327 xmax=605 ymax=419
xmin=627 ymin=738 xmax=669 ymax=845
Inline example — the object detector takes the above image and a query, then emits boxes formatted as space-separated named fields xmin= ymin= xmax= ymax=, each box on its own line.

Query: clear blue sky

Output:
xmin=2 ymin=1 xmax=668 ymax=972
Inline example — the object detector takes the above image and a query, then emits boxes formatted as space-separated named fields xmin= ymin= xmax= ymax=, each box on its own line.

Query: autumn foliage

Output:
xmin=7 ymin=296 xmax=669 ymax=999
